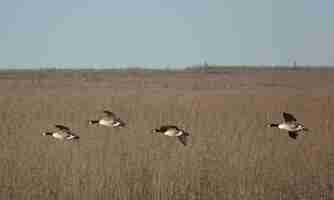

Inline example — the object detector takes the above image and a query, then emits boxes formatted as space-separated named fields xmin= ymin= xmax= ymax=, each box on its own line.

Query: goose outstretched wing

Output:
xmin=177 ymin=134 xmax=188 ymax=146
xmin=288 ymin=131 xmax=298 ymax=139
xmin=283 ymin=112 xmax=297 ymax=122
xmin=103 ymin=110 xmax=117 ymax=119
xmin=55 ymin=124 xmax=71 ymax=131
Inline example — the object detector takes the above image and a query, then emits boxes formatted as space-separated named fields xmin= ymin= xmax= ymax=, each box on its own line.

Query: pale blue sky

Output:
xmin=0 ymin=0 xmax=334 ymax=67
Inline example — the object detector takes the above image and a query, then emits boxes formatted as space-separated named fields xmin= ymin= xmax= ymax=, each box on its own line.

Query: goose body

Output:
xmin=89 ymin=110 xmax=126 ymax=128
xmin=277 ymin=123 xmax=305 ymax=132
xmin=152 ymin=125 xmax=190 ymax=145
xmin=42 ymin=125 xmax=79 ymax=141
xmin=268 ymin=112 xmax=308 ymax=139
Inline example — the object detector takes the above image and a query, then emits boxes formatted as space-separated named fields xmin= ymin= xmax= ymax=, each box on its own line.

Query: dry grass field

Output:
xmin=1 ymin=67 xmax=334 ymax=199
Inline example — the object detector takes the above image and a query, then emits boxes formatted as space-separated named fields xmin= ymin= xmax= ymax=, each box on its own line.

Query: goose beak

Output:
xmin=303 ymin=128 xmax=309 ymax=131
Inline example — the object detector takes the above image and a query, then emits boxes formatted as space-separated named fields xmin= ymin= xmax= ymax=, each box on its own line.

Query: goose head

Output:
xmin=151 ymin=128 xmax=160 ymax=134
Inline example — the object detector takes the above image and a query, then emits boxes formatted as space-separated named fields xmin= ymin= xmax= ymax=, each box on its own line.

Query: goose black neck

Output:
xmin=269 ymin=123 xmax=279 ymax=127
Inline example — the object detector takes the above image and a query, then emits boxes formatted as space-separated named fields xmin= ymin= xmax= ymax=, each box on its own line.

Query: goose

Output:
xmin=267 ymin=112 xmax=309 ymax=139
xmin=89 ymin=110 xmax=126 ymax=128
xmin=151 ymin=125 xmax=190 ymax=146
xmin=42 ymin=124 xmax=80 ymax=141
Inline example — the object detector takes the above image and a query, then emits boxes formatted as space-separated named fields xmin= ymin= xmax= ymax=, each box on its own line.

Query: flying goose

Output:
xmin=151 ymin=125 xmax=190 ymax=146
xmin=42 ymin=124 xmax=80 ymax=141
xmin=267 ymin=112 xmax=309 ymax=139
xmin=89 ymin=110 xmax=126 ymax=128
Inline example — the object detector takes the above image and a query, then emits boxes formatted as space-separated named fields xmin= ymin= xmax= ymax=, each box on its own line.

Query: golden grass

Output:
xmin=0 ymin=68 xmax=334 ymax=199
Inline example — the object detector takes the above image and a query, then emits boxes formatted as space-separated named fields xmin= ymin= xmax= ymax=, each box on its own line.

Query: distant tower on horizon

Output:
xmin=201 ymin=59 xmax=208 ymax=68
xmin=200 ymin=59 xmax=208 ymax=72
xmin=288 ymin=58 xmax=297 ymax=68
xmin=293 ymin=60 xmax=297 ymax=68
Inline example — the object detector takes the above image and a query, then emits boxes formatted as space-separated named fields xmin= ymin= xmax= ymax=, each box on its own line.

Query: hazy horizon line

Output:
xmin=0 ymin=64 xmax=334 ymax=70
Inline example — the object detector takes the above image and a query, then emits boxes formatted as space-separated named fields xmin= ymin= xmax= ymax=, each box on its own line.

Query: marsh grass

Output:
xmin=0 ymin=68 xmax=334 ymax=199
